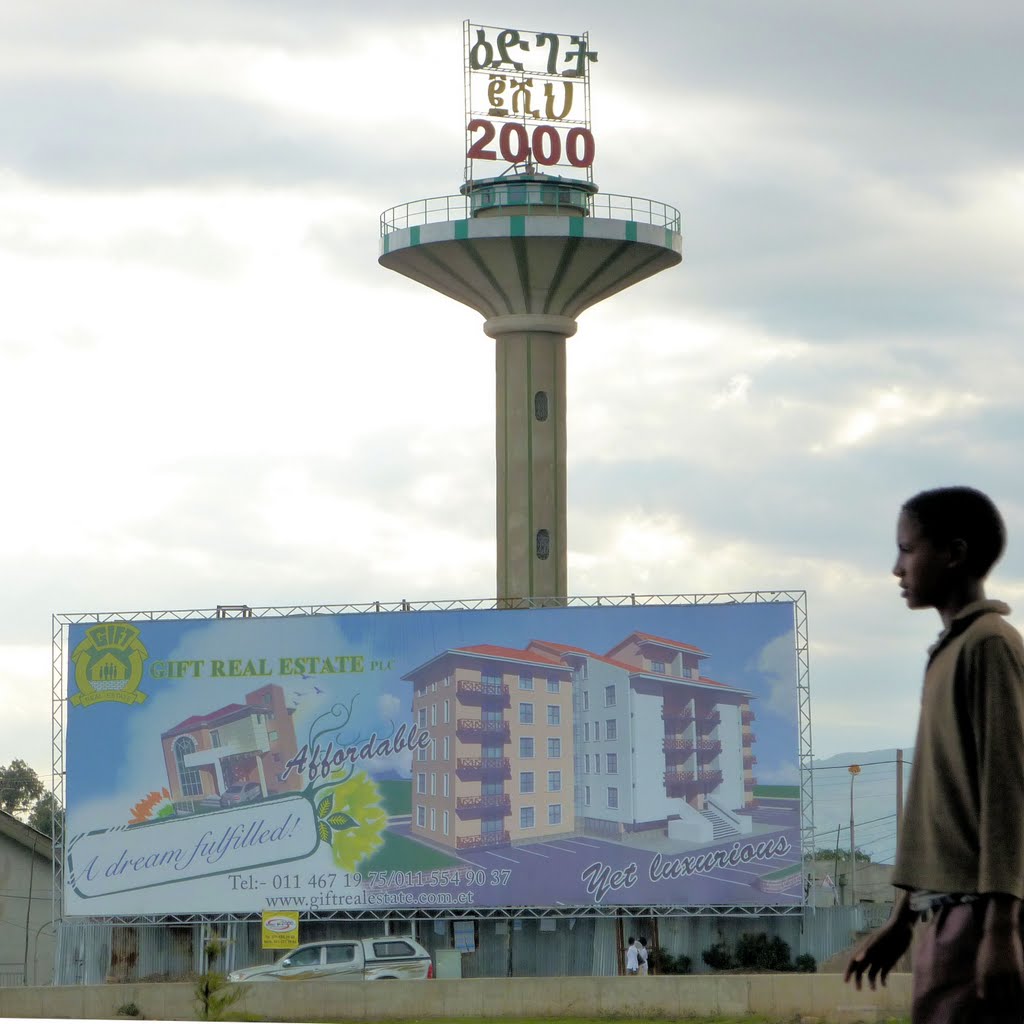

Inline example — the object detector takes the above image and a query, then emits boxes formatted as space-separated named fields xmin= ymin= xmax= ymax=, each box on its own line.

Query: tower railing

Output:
xmin=380 ymin=192 xmax=682 ymax=236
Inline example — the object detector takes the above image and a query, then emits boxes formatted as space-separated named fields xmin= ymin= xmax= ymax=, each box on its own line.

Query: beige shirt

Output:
xmin=893 ymin=600 xmax=1024 ymax=899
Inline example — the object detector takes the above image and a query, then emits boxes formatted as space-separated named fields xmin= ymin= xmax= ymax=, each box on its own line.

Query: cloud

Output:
xmin=752 ymin=633 xmax=797 ymax=719
xmin=377 ymin=694 xmax=402 ymax=720
xmin=756 ymin=758 xmax=799 ymax=788
xmin=2 ymin=0 xmax=1022 ymax=786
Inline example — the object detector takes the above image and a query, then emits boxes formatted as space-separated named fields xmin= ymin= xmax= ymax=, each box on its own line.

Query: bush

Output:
xmin=646 ymin=945 xmax=692 ymax=975
xmin=701 ymin=942 xmax=735 ymax=970
xmin=795 ymin=952 xmax=817 ymax=973
xmin=116 ymin=1003 xmax=141 ymax=1017
xmin=735 ymin=932 xmax=793 ymax=971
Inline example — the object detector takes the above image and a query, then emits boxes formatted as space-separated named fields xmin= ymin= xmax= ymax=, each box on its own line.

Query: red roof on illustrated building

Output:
xmin=606 ymin=631 xmax=709 ymax=659
xmin=162 ymin=702 xmax=254 ymax=738
xmin=528 ymin=639 xmax=638 ymax=673
xmin=696 ymin=676 xmax=729 ymax=689
xmin=528 ymin=640 xmax=735 ymax=689
xmin=453 ymin=644 xmax=566 ymax=667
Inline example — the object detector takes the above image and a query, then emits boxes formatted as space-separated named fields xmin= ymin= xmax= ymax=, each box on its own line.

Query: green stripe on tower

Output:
xmin=410 ymin=226 xmax=421 ymax=246
xmin=625 ymin=221 xmax=638 ymax=242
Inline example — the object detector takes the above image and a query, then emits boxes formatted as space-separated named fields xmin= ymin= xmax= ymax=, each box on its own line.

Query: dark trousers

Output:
xmin=913 ymin=903 xmax=1022 ymax=1023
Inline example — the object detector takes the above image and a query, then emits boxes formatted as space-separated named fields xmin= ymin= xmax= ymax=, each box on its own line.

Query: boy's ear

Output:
xmin=947 ymin=537 xmax=968 ymax=569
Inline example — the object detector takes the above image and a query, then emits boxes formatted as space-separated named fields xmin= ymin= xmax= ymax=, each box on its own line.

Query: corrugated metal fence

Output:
xmin=52 ymin=907 xmax=866 ymax=984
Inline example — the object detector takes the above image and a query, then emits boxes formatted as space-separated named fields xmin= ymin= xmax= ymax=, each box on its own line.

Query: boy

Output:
xmin=845 ymin=486 xmax=1024 ymax=1022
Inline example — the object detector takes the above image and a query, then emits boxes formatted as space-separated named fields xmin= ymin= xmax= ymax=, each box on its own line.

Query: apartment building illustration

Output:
xmin=402 ymin=646 xmax=575 ymax=851
xmin=403 ymin=631 xmax=757 ymax=851
xmin=159 ymin=683 xmax=302 ymax=805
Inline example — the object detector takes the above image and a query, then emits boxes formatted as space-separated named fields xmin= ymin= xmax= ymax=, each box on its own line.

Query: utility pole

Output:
xmin=849 ymin=764 xmax=860 ymax=906
xmin=833 ymin=824 xmax=841 ymax=906
xmin=895 ymin=748 xmax=904 ymax=902
xmin=895 ymin=748 xmax=904 ymax=848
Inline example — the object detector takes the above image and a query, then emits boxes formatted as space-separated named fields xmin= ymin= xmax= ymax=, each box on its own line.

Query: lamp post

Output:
xmin=849 ymin=763 xmax=861 ymax=906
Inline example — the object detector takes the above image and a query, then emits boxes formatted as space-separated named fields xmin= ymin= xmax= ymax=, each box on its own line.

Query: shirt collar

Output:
xmin=927 ymin=599 xmax=1011 ymax=657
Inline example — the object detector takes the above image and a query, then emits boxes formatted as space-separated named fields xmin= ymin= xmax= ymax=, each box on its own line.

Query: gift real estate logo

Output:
xmin=70 ymin=623 xmax=150 ymax=707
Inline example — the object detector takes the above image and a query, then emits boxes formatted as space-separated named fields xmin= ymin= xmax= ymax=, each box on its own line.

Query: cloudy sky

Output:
xmin=3 ymin=1 xmax=1021 ymax=806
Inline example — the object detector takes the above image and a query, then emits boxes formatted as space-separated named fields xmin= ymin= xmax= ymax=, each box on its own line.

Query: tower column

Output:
xmin=379 ymin=173 xmax=682 ymax=604
xmin=487 ymin=314 xmax=576 ymax=606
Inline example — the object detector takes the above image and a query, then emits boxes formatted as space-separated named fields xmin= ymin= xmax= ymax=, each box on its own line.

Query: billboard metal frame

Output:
xmin=51 ymin=590 xmax=811 ymax=926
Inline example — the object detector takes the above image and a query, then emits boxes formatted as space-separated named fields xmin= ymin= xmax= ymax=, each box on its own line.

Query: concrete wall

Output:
xmin=0 ymin=973 xmax=911 ymax=1022
xmin=0 ymin=829 xmax=55 ymax=986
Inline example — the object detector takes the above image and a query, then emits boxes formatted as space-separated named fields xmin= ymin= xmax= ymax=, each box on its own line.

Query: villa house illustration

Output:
xmin=403 ymin=632 xmax=757 ymax=852
xmin=159 ymin=684 xmax=302 ymax=805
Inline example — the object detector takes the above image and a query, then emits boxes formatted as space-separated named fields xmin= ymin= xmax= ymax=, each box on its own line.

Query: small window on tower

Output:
xmin=536 ymin=529 xmax=550 ymax=560
xmin=534 ymin=391 xmax=549 ymax=421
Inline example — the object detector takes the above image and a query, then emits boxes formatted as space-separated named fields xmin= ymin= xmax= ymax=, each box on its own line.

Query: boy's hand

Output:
xmin=844 ymin=915 xmax=913 ymax=990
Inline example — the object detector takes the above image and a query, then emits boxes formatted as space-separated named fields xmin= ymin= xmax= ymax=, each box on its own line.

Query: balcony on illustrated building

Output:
xmin=743 ymin=752 xmax=758 ymax=769
xmin=665 ymin=768 xmax=723 ymax=791
xmin=456 ymin=756 xmax=512 ymax=781
xmin=456 ymin=718 xmax=512 ymax=742
xmin=744 ymin=776 xmax=758 ymax=789
xmin=696 ymin=739 xmax=723 ymax=761
xmin=662 ymin=737 xmax=695 ymax=757
xmin=697 ymin=711 xmax=721 ymax=730
xmin=743 ymin=731 xmax=758 ymax=745
xmin=455 ymin=793 xmax=512 ymax=819
xmin=741 ymin=708 xmax=756 ymax=725
xmin=456 ymin=678 xmax=511 ymax=707
xmin=662 ymin=709 xmax=695 ymax=729
xmin=457 ymin=830 xmax=511 ymax=850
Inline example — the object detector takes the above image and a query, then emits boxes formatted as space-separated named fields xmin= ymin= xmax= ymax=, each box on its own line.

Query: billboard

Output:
xmin=63 ymin=600 xmax=803 ymax=916
xmin=464 ymin=21 xmax=597 ymax=181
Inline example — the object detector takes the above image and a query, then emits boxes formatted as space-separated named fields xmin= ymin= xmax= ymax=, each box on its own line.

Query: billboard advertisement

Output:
xmin=464 ymin=21 xmax=597 ymax=181
xmin=64 ymin=601 xmax=803 ymax=916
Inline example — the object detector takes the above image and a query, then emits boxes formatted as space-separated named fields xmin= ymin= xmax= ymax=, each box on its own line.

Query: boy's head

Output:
xmin=895 ymin=487 xmax=1006 ymax=608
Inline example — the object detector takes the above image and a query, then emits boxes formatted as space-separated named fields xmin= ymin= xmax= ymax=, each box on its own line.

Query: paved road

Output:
xmin=387 ymin=823 xmax=802 ymax=907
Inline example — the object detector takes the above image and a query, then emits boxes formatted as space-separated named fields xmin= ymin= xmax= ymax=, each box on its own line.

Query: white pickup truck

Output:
xmin=227 ymin=937 xmax=434 ymax=983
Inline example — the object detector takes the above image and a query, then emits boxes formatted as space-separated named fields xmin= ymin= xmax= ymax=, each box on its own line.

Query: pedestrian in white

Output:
xmin=638 ymin=937 xmax=649 ymax=976
xmin=625 ymin=936 xmax=639 ymax=976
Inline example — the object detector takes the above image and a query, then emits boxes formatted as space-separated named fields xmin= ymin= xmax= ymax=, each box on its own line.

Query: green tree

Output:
xmin=0 ymin=759 xmax=44 ymax=816
xmin=194 ymin=934 xmax=246 ymax=1021
xmin=28 ymin=791 xmax=64 ymax=838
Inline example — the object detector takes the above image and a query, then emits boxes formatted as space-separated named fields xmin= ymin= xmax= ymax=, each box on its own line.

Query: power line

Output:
xmin=810 ymin=758 xmax=912 ymax=771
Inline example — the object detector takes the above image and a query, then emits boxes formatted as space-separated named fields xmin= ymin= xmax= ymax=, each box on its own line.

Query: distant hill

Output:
xmin=808 ymin=747 xmax=913 ymax=864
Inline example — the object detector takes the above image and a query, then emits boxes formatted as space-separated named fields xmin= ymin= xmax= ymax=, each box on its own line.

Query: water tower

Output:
xmin=379 ymin=22 xmax=681 ymax=606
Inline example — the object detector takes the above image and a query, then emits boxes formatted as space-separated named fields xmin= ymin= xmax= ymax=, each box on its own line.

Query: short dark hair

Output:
xmin=902 ymin=486 xmax=1006 ymax=578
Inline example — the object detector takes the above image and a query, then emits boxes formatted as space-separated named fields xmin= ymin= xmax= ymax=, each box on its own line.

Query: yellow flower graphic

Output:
xmin=315 ymin=771 xmax=386 ymax=871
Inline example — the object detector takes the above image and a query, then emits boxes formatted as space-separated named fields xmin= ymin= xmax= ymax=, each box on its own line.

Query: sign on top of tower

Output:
xmin=464 ymin=21 xmax=597 ymax=184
